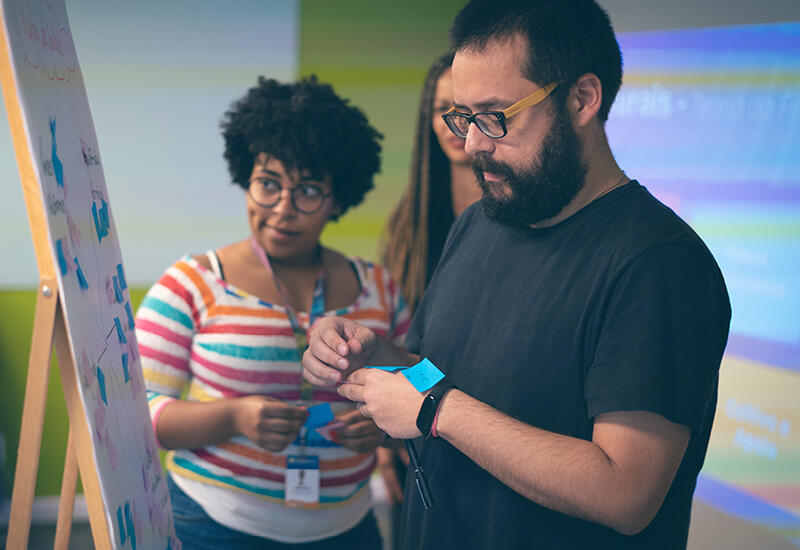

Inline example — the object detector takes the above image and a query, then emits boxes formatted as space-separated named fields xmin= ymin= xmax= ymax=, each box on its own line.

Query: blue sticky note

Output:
xmin=116 ymin=505 xmax=126 ymax=545
xmin=305 ymin=403 xmax=334 ymax=429
xmin=116 ymin=263 xmax=127 ymax=290
xmin=97 ymin=366 xmax=107 ymax=405
xmin=55 ymin=239 xmax=67 ymax=275
xmin=100 ymin=199 xmax=110 ymax=233
xmin=74 ymin=258 xmax=89 ymax=289
xmin=92 ymin=202 xmax=102 ymax=242
xmin=121 ymin=352 xmax=130 ymax=383
xmin=113 ymin=275 xmax=123 ymax=303
xmin=114 ymin=316 xmax=127 ymax=344
xmin=365 ymin=365 xmax=407 ymax=372
xmin=401 ymin=358 xmax=445 ymax=393
xmin=125 ymin=301 xmax=135 ymax=328
xmin=125 ymin=501 xmax=136 ymax=550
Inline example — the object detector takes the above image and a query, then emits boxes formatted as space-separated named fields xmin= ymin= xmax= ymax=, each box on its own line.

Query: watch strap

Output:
xmin=416 ymin=378 xmax=455 ymax=439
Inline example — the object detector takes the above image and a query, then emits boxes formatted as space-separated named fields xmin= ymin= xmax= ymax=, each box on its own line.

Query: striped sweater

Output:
xmin=136 ymin=256 xmax=409 ymax=532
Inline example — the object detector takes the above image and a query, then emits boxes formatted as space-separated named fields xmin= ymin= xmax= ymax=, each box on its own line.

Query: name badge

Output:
xmin=285 ymin=455 xmax=320 ymax=508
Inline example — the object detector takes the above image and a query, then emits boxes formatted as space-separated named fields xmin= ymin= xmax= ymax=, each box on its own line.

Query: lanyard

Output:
xmin=249 ymin=236 xmax=324 ymax=402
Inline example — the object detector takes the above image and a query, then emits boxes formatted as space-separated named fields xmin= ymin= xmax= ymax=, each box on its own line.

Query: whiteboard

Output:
xmin=0 ymin=0 xmax=177 ymax=547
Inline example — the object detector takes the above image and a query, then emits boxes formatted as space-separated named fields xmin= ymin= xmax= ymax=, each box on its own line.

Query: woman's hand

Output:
xmin=233 ymin=395 xmax=309 ymax=452
xmin=376 ymin=447 xmax=408 ymax=505
xmin=334 ymin=407 xmax=386 ymax=453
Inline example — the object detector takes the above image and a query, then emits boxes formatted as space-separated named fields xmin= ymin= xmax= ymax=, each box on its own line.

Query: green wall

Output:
xmin=0 ymin=0 xmax=465 ymax=499
xmin=305 ymin=0 xmax=466 ymax=259
xmin=0 ymin=288 xmax=147 ymax=497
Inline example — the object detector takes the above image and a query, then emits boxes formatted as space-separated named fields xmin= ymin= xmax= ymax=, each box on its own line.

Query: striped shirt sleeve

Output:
xmin=135 ymin=259 xmax=200 ymax=440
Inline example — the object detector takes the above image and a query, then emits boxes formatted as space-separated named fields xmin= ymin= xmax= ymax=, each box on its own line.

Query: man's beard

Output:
xmin=473 ymin=105 xmax=587 ymax=229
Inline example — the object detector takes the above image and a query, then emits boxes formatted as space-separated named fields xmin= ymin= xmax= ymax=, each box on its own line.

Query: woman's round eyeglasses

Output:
xmin=248 ymin=179 xmax=333 ymax=214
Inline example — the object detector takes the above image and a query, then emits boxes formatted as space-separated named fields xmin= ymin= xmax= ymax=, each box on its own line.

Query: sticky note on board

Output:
xmin=116 ymin=505 xmax=126 ymax=545
xmin=56 ymin=239 xmax=68 ymax=275
xmin=125 ymin=301 xmax=135 ymax=328
xmin=125 ymin=502 xmax=136 ymax=550
xmin=113 ymin=275 xmax=123 ymax=302
xmin=92 ymin=202 xmax=102 ymax=242
xmin=96 ymin=366 xmax=107 ymax=405
xmin=305 ymin=403 xmax=335 ymax=429
xmin=74 ymin=257 xmax=89 ymax=289
xmin=114 ymin=316 xmax=127 ymax=344
xmin=116 ymin=263 xmax=127 ymax=290
xmin=121 ymin=352 xmax=130 ymax=383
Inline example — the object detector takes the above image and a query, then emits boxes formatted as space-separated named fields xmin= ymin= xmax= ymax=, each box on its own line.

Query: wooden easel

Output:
xmin=5 ymin=282 xmax=112 ymax=550
xmin=0 ymin=10 xmax=113 ymax=549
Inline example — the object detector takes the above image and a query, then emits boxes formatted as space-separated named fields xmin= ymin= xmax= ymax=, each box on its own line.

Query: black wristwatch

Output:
xmin=416 ymin=378 xmax=455 ymax=439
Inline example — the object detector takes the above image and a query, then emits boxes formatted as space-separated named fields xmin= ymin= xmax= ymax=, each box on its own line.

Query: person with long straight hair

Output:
xmin=381 ymin=52 xmax=481 ymax=314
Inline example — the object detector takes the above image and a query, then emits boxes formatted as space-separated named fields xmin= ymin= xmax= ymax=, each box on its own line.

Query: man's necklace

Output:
xmin=591 ymin=172 xmax=629 ymax=203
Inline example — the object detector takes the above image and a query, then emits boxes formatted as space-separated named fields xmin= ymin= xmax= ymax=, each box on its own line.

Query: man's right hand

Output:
xmin=302 ymin=316 xmax=378 ymax=386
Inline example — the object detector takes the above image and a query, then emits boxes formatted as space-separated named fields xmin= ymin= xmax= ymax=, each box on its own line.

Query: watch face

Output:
xmin=416 ymin=393 xmax=437 ymax=437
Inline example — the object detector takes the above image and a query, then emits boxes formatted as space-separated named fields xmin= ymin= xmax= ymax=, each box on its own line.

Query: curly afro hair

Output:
xmin=221 ymin=76 xmax=383 ymax=218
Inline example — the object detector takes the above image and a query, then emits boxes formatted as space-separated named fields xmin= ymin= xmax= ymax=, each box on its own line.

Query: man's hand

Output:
xmin=333 ymin=407 xmax=386 ymax=453
xmin=303 ymin=316 xmax=378 ymax=386
xmin=337 ymin=368 xmax=425 ymax=439
xmin=232 ymin=395 xmax=308 ymax=452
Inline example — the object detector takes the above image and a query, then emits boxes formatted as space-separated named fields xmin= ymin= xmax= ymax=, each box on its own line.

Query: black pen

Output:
xmin=404 ymin=438 xmax=434 ymax=510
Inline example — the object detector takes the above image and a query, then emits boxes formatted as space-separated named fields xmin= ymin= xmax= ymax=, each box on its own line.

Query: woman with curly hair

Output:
xmin=136 ymin=76 xmax=409 ymax=549
xmin=381 ymin=52 xmax=481 ymax=314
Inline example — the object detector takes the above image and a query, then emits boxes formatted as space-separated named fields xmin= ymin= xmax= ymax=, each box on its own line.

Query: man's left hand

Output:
xmin=338 ymin=368 xmax=424 ymax=439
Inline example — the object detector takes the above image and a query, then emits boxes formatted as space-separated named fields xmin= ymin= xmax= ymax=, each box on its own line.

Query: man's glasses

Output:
xmin=442 ymin=82 xmax=559 ymax=139
xmin=248 ymin=179 xmax=333 ymax=214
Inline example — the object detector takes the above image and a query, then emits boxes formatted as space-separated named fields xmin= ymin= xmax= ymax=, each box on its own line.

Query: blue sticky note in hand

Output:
xmin=305 ymin=403 xmax=334 ymax=429
xmin=366 ymin=358 xmax=445 ymax=392
xmin=401 ymin=358 xmax=445 ymax=392
xmin=365 ymin=365 xmax=407 ymax=372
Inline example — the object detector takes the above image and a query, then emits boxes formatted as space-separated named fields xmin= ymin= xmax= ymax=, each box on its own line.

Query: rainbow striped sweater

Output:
xmin=135 ymin=256 xmax=409 ymax=515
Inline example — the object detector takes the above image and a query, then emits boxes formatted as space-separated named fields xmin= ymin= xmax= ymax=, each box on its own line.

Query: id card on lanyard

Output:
xmin=250 ymin=237 xmax=324 ymax=507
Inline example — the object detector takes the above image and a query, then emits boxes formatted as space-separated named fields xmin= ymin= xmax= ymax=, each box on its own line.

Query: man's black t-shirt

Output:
xmin=400 ymin=182 xmax=731 ymax=550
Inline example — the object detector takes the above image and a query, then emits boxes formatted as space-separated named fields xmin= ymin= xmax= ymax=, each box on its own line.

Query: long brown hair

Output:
xmin=381 ymin=52 xmax=456 ymax=313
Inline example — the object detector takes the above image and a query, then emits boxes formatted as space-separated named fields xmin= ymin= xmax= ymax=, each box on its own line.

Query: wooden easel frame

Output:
xmin=1 ymin=9 xmax=113 ymax=549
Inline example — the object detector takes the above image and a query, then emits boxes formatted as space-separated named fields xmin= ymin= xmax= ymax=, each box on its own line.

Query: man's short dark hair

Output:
xmin=450 ymin=0 xmax=622 ymax=122
xmin=221 ymin=76 xmax=382 ymax=217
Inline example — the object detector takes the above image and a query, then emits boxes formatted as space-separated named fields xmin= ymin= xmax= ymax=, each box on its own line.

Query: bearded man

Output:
xmin=303 ymin=1 xmax=731 ymax=548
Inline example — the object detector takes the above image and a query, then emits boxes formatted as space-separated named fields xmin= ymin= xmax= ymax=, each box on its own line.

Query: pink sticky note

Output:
xmin=315 ymin=420 xmax=346 ymax=442
xmin=67 ymin=213 xmax=81 ymax=247
xmin=105 ymin=430 xmax=120 ymax=469
xmin=94 ymin=404 xmax=106 ymax=440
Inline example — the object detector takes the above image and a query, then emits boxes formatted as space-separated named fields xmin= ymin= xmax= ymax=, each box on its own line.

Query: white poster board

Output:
xmin=0 ymin=0 xmax=177 ymax=548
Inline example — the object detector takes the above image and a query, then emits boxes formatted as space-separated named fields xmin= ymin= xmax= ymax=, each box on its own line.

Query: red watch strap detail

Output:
xmin=430 ymin=404 xmax=442 ymax=438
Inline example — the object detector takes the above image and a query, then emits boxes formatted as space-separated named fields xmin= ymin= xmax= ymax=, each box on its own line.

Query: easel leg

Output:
xmin=5 ymin=280 xmax=58 ymax=550
xmin=53 ymin=426 xmax=77 ymax=550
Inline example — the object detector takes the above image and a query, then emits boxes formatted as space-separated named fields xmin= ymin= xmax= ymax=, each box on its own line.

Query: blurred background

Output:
xmin=1 ymin=0 xmax=799 ymax=548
